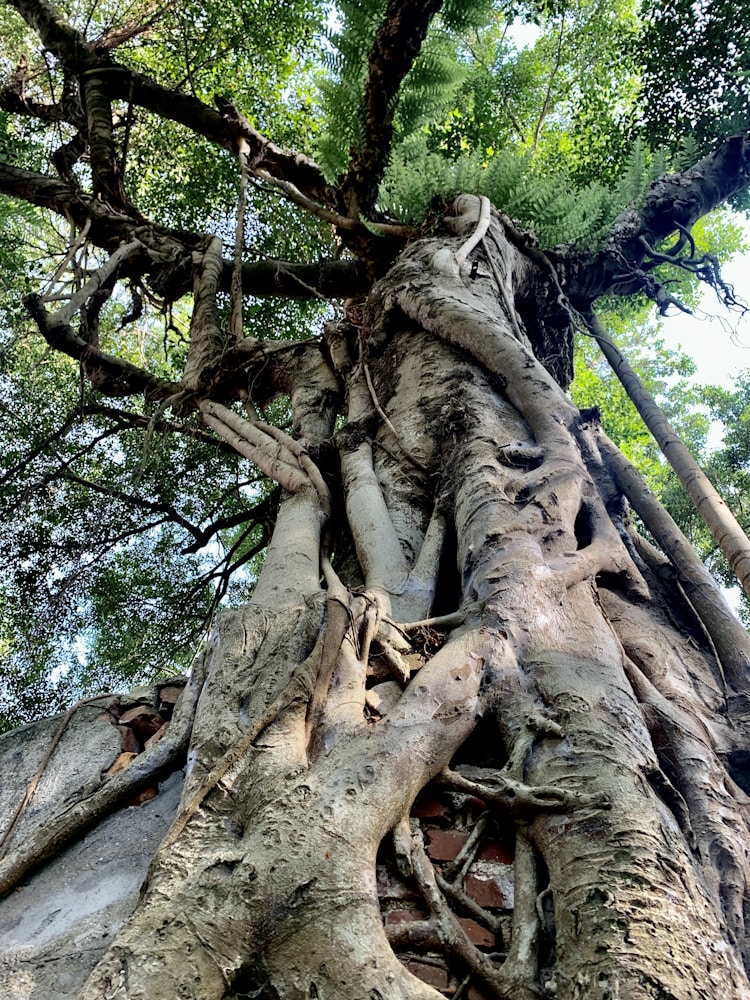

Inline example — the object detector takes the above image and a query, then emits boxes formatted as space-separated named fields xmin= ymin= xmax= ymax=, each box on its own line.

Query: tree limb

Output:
xmin=6 ymin=0 xmax=336 ymax=209
xmin=225 ymin=258 xmax=369 ymax=300
xmin=560 ymin=132 xmax=750 ymax=302
xmin=0 ymin=162 xmax=368 ymax=302
xmin=53 ymin=471 xmax=202 ymax=541
xmin=340 ymin=0 xmax=444 ymax=220
xmin=24 ymin=292 xmax=177 ymax=399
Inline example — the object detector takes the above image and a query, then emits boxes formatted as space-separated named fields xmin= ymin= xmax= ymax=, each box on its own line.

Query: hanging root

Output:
xmin=393 ymin=817 xmax=519 ymax=1000
xmin=438 ymin=767 xmax=610 ymax=818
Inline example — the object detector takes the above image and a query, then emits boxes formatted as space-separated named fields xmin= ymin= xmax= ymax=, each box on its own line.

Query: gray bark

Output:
xmin=2 ymin=198 xmax=750 ymax=1000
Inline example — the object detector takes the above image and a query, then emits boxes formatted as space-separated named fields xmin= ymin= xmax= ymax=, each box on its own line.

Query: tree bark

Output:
xmin=3 ymin=197 xmax=750 ymax=1000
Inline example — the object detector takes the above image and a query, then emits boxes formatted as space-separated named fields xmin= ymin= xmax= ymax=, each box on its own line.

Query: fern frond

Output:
xmin=441 ymin=0 xmax=495 ymax=31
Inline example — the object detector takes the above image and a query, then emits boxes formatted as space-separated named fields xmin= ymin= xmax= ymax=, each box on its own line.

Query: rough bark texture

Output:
xmin=3 ymin=197 xmax=750 ymax=1000
xmin=5 ymin=0 xmax=750 ymax=992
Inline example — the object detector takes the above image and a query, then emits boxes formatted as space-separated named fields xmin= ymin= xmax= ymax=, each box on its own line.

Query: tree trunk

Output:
xmin=3 ymin=196 xmax=750 ymax=1000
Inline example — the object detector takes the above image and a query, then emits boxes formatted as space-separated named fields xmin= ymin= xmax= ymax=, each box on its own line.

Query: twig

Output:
xmin=255 ymin=169 xmax=414 ymax=239
xmin=41 ymin=218 xmax=91 ymax=298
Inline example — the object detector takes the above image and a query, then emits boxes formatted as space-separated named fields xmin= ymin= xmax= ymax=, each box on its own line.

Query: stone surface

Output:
xmin=0 ymin=703 xmax=122 ymax=836
xmin=0 ymin=770 xmax=182 ymax=999
xmin=0 ymin=697 xmax=184 ymax=999
xmin=157 ymin=684 xmax=185 ymax=707
xmin=118 ymin=705 xmax=165 ymax=738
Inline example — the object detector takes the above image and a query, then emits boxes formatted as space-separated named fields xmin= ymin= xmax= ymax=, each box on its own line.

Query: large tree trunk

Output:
xmin=3 ymin=196 xmax=750 ymax=1000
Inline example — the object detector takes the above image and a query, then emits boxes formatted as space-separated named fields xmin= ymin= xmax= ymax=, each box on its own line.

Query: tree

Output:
xmin=2 ymin=0 xmax=750 ymax=997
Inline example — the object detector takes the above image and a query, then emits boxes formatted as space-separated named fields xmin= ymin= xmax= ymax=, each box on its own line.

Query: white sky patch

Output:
xmin=660 ymin=247 xmax=750 ymax=389
xmin=506 ymin=20 xmax=542 ymax=50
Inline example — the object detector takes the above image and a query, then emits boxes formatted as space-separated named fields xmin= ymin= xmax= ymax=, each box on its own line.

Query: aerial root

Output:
xmin=438 ymin=766 xmax=610 ymax=818
xmin=548 ymin=490 xmax=650 ymax=597
xmin=501 ymin=831 xmax=545 ymax=1000
xmin=349 ymin=590 xmax=418 ymax=687
xmin=200 ymin=400 xmax=310 ymax=495
xmin=393 ymin=817 xmax=518 ymax=1000
xmin=387 ymin=809 xmax=545 ymax=1000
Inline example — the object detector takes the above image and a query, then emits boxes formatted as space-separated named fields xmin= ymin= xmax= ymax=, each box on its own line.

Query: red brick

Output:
xmin=425 ymin=830 xmax=469 ymax=861
xmin=402 ymin=960 xmax=449 ymax=990
xmin=118 ymin=705 xmax=165 ymax=738
xmin=384 ymin=908 xmax=428 ymax=924
xmin=475 ymin=840 xmax=514 ymax=864
xmin=459 ymin=918 xmax=495 ymax=948
xmin=144 ymin=722 xmax=168 ymax=749
xmin=464 ymin=874 xmax=505 ymax=908
xmin=411 ymin=793 xmax=452 ymax=821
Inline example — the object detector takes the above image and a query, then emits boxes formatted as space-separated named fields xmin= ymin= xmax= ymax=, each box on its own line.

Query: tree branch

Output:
xmin=597 ymin=432 xmax=750 ymax=695
xmin=0 ymin=162 xmax=368 ymax=302
xmin=561 ymin=132 xmax=750 ymax=302
xmin=6 ymin=0 xmax=336 ymax=209
xmin=82 ymin=69 xmax=128 ymax=203
xmin=54 ymin=471 xmax=202 ymax=540
xmin=532 ymin=16 xmax=565 ymax=150
xmin=340 ymin=0 xmax=444 ymax=220
xmin=181 ymin=490 xmax=279 ymax=554
xmin=23 ymin=292 xmax=176 ymax=400
xmin=225 ymin=258 xmax=369 ymax=300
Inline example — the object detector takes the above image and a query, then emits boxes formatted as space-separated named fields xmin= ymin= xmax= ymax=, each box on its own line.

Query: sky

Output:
xmin=660 ymin=247 xmax=750 ymax=390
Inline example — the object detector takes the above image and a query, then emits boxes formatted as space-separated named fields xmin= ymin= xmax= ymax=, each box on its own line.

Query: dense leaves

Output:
xmin=642 ymin=0 xmax=750 ymax=156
